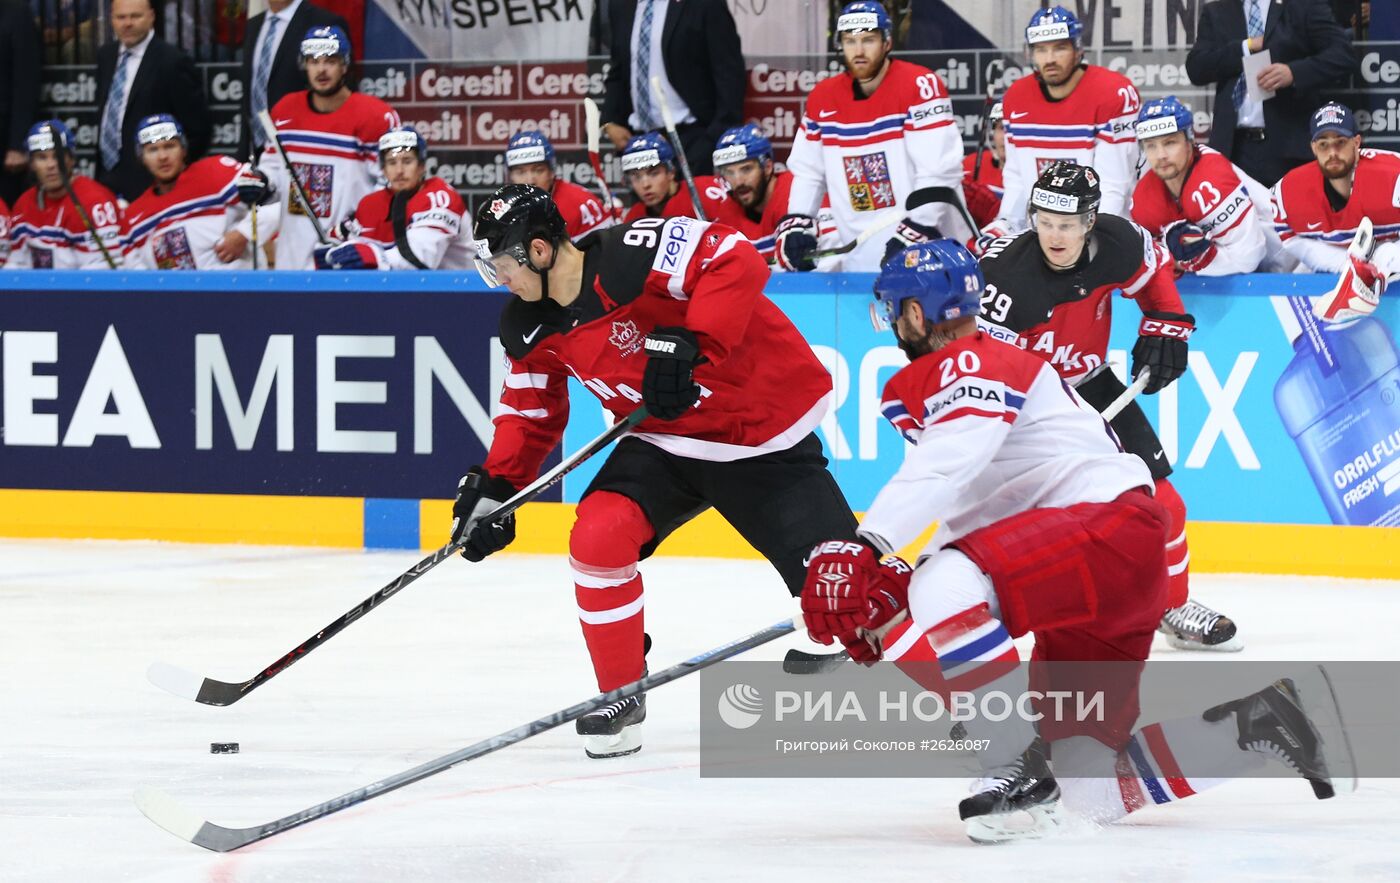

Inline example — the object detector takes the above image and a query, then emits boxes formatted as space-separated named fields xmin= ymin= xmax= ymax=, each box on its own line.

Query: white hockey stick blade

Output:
xmin=583 ymin=97 xmax=602 ymax=154
xmin=135 ymin=787 xmax=254 ymax=852
xmin=146 ymin=662 xmax=205 ymax=700
xmin=1101 ymin=370 xmax=1151 ymax=421
xmin=255 ymin=110 xmax=280 ymax=153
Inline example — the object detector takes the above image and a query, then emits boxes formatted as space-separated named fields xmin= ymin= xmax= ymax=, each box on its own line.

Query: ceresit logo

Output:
xmin=712 ymin=144 xmax=748 ymax=167
xmin=1030 ymin=189 xmax=1079 ymax=212
xmin=1027 ymin=22 xmax=1071 ymax=43
xmin=621 ymin=149 xmax=662 ymax=172
xmin=1135 ymin=117 xmax=1180 ymax=140
xmin=505 ymin=145 xmax=547 ymax=166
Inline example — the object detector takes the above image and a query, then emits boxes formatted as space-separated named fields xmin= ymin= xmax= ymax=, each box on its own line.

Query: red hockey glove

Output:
xmin=1162 ymin=220 xmax=1217 ymax=274
xmin=1132 ymin=311 xmax=1195 ymax=394
xmin=801 ymin=540 xmax=913 ymax=664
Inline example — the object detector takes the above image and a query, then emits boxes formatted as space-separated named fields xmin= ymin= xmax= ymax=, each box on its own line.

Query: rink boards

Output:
xmin=0 ymin=269 xmax=1396 ymax=577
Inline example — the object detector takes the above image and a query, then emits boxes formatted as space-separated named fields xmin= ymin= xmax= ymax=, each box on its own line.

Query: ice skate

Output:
xmin=1158 ymin=598 xmax=1243 ymax=652
xmin=959 ymin=737 xmax=1065 ymax=843
xmin=576 ymin=692 xmax=646 ymax=759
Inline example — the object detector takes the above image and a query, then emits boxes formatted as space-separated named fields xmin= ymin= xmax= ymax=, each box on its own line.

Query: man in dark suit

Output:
xmin=0 ymin=0 xmax=41 ymax=205
xmin=95 ymin=0 xmax=210 ymax=202
xmin=238 ymin=0 xmax=349 ymax=159
xmin=600 ymin=0 xmax=745 ymax=176
xmin=1186 ymin=0 xmax=1355 ymax=187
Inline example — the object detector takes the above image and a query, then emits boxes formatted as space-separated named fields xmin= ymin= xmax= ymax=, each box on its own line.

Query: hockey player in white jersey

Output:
xmin=123 ymin=114 xmax=252 ymax=269
xmin=316 ymin=126 xmax=471 ymax=270
xmin=233 ymin=26 xmax=399 ymax=269
xmin=775 ymin=1 xmax=969 ymax=272
xmin=980 ymin=5 xmax=1141 ymax=246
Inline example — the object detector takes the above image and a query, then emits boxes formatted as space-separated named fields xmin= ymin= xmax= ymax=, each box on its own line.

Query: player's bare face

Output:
xmin=29 ymin=150 xmax=64 ymax=193
xmin=1035 ymin=212 xmax=1090 ymax=269
xmin=141 ymin=139 xmax=186 ymax=185
xmin=1311 ymin=133 xmax=1360 ymax=180
xmin=717 ymin=159 xmax=768 ymax=210
xmin=508 ymin=162 xmax=555 ymax=192
xmin=1030 ymin=41 xmax=1079 ymax=87
xmin=305 ymin=56 xmax=348 ymax=96
xmin=840 ymin=32 xmax=889 ymax=83
xmin=992 ymin=122 xmax=1006 ymax=163
xmin=383 ymin=152 xmax=425 ymax=192
xmin=1143 ymin=133 xmax=1192 ymax=184
xmin=626 ymin=164 xmax=676 ymax=209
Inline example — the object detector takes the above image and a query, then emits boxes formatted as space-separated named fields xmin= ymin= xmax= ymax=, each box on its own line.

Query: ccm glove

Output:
xmin=1162 ymin=220 xmax=1217 ymax=274
xmin=801 ymin=540 xmax=914 ymax=664
xmin=450 ymin=468 xmax=519 ymax=562
xmin=319 ymin=241 xmax=382 ymax=270
xmin=774 ymin=214 xmax=819 ymax=272
xmin=883 ymin=218 xmax=941 ymax=264
xmin=1132 ymin=311 xmax=1195 ymax=394
xmin=234 ymin=165 xmax=273 ymax=207
xmin=641 ymin=327 xmax=702 ymax=421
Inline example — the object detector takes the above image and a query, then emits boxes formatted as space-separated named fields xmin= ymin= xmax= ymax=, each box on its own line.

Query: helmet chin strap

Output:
xmin=526 ymin=236 xmax=561 ymax=301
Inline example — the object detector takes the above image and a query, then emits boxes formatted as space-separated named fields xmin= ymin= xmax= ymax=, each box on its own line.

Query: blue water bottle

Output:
xmin=1273 ymin=296 xmax=1400 ymax=526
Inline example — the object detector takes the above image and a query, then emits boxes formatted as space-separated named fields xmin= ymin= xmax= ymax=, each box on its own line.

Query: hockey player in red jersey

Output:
xmin=776 ymin=1 xmax=970 ymax=273
xmin=962 ymin=100 xmax=1005 ymax=194
xmin=980 ymin=6 xmax=1140 ymax=246
xmin=977 ymin=162 xmax=1242 ymax=652
xmin=123 ymin=114 xmax=253 ymax=270
xmin=711 ymin=122 xmax=838 ymax=263
xmin=0 ymin=196 xmax=9 ymax=267
xmin=232 ymin=26 xmax=399 ymax=269
xmin=1131 ymin=97 xmax=1292 ymax=276
xmin=1273 ymin=102 xmax=1398 ymax=321
xmin=456 ymin=184 xmax=858 ymax=759
xmin=504 ymin=130 xmax=614 ymax=242
xmin=801 ymin=240 xmax=1351 ymax=843
xmin=619 ymin=132 xmax=742 ymax=225
xmin=315 ymin=126 xmax=471 ymax=270
xmin=7 ymin=120 xmax=124 ymax=269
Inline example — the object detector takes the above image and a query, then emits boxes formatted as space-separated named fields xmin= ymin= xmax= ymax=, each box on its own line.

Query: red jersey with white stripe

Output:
xmin=124 ymin=156 xmax=248 ymax=270
xmin=858 ymin=332 xmax=1150 ymax=554
xmin=1131 ymin=145 xmax=1278 ymax=276
xmin=722 ymin=169 xmax=838 ymax=263
xmin=998 ymin=66 xmax=1141 ymax=232
xmin=622 ymin=174 xmax=747 ymax=227
xmin=483 ymin=216 xmax=833 ymax=488
xmin=6 ymin=177 xmax=123 ymax=269
xmin=962 ymin=152 xmax=1004 ymax=194
xmin=785 ymin=59 xmax=967 ymax=270
xmin=552 ymin=178 xmax=614 ymax=242
xmin=1271 ymin=148 xmax=1400 ymax=274
xmin=348 ymin=177 xmax=470 ymax=269
xmin=0 ymin=197 xmax=9 ymax=267
xmin=976 ymin=214 xmax=1183 ymax=384
xmin=259 ymin=91 xmax=400 ymax=269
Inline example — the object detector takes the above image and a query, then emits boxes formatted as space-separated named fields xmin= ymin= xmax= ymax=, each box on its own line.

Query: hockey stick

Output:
xmin=256 ymin=110 xmax=332 ymax=245
xmin=148 ymin=403 xmax=655 ymax=706
xmin=649 ymin=76 xmax=707 ymax=222
xmin=248 ymin=144 xmax=260 ymax=270
xmin=795 ymin=185 xmax=960 ymax=264
xmin=972 ymin=82 xmax=996 ymax=181
xmin=1102 ymin=369 xmax=1151 ymax=422
xmin=136 ymin=614 xmax=800 ymax=851
xmin=390 ymin=188 xmax=429 ymax=269
xmin=583 ymin=97 xmax=620 ymax=222
xmin=50 ymin=124 xmax=118 ymax=269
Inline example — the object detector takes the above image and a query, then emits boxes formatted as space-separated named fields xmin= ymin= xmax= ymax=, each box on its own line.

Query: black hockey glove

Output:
xmin=234 ymin=165 xmax=273 ymax=207
xmin=450 ymin=468 xmax=519 ymax=562
xmin=641 ymin=327 xmax=702 ymax=421
xmin=882 ymin=218 xmax=941 ymax=264
xmin=774 ymin=214 xmax=819 ymax=272
xmin=1132 ymin=311 xmax=1195 ymax=394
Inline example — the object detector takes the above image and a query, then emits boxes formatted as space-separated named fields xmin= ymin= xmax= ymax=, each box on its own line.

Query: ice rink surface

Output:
xmin=4 ymin=537 xmax=1399 ymax=883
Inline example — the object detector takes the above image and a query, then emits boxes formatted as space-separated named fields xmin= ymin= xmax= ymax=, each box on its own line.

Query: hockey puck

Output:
xmin=210 ymin=742 xmax=240 ymax=754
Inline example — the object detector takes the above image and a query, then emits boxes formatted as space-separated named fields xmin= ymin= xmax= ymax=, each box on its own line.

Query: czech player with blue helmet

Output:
xmin=504 ymin=130 xmax=614 ymax=241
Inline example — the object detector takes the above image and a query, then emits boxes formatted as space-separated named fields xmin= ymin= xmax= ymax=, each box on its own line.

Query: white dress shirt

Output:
xmin=628 ymin=0 xmax=695 ymax=131
xmin=1236 ymin=0 xmax=1268 ymax=129
xmin=252 ymin=0 xmax=305 ymax=87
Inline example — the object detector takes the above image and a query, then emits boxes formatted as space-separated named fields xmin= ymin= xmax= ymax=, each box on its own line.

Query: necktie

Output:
xmin=101 ymin=50 xmax=129 ymax=169
xmin=634 ymin=0 xmax=655 ymax=131
xmin=252 ymin=14 xmax=280 ymax=147
xmin=1233 ymin=0 xmax=1267 ymax=111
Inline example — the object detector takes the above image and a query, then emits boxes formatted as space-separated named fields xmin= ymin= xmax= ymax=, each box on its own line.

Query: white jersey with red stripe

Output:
xmin=0 ymin=197 xmax=9 ymax=266
xmin=858 ymin=332 xmax=1151 ymax=554
xmin=997 ymin=65 xmax=1141 ymax=234
xmin=1131 ymin=145 xmax=1287 ymax=275
xmin=482 ymin=216 xmax=833 ymax=488
xmin=785 ymin=59 xmax=967 ymax=271
xmin=1271 ymin=148 xmax=1400 ymax=277
xmin=252 ymin=91 xmax=400 ymax=269
xmin=6 ymin=177 xmax=124 ymax=268
xmin=552 ymin=178 xmax=615 ymax=242
xmin=347 ymin=177 xmax=470 ymax=269
xmin=123 ymin=156 xmax=249 ymax=270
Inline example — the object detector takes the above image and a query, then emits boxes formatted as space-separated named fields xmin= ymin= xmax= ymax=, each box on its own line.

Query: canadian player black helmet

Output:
xmin=472 ymin=183 xmax=568 ymax=288
xmin=1028 ymin=160 xmax=1101 ymax=222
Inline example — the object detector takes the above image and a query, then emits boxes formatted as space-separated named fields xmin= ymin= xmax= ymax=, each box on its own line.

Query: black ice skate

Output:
xmin=958 ymin=737 xmax=1065 ymax=844
xmin=576 ymin=692 xmax=646 ymax=759
xmin=1204 ymin=672 xmax=1356 ymax=799
xmin=1158 ymin=598 xmax=1243 ymax=652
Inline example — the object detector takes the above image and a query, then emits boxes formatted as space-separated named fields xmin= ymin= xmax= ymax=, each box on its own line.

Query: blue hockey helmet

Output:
xmin=134 ymin=113 xmax=187 ymax=154
xmin=712 ymin=123 xmax=773 ymax=170
xmin=836 ymin=1 xmax=892 ymax=40
xmin=505 ymin=130 xmax=557 ymax=169
xmin=27 ymin=119 xmax=74 ymax=155
xmin=872 ymin=240 xmax=984 ymax=332
xmin=300 ymin=25 xmax=351 ymax=63
xmin=378 ymin=125 xmax=428 ymax=164
xmin=1026 ymin=5 xmax=1083 ymax=47
xmin=620 ymin=132 xmax=675 ymax=173
xmin=1135 ymin=97 xmax=1194 ymax=142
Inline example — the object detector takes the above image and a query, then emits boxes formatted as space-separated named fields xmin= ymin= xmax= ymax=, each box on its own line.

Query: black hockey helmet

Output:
xmin=472 ymin=183 xmax=568 ymax=288
xmin=1028 ymin=161 xmax=1101 ymax=223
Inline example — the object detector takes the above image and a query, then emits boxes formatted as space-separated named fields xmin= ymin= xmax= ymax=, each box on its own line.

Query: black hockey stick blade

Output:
xmin=782 ymin=647 xmax=849 ymax=674
xmin=136 ymin=615 xmax=800 ymax=851
xmin=146 ymin=403 xmax=655 ymax=706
